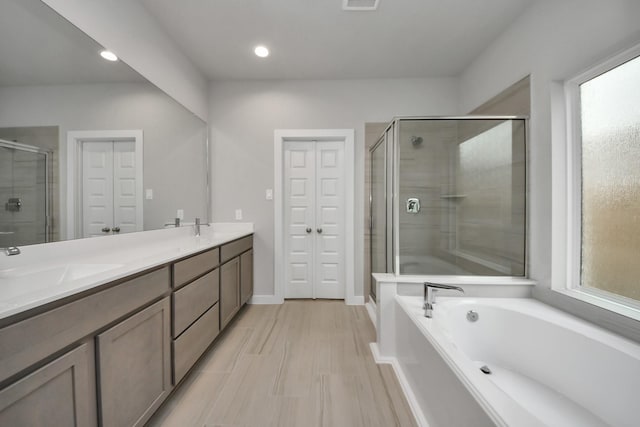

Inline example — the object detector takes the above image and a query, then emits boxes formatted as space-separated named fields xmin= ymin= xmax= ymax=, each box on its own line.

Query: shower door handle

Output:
xmin=101 ymin=227 xmax=111 ymax=233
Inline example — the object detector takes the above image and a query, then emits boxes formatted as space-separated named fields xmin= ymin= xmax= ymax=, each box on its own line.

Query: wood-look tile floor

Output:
xmin=148 ymin=300 xmax=417 ymax=427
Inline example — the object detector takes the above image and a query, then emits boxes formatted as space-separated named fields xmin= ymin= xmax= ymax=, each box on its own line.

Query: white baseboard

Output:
xmin=365 ymin=300 xmax=376 ymax=329
xmin=248 ymin=295 xmax=284 ymax=305
xmin=250 ymin=295 xmax=364 ymax=305
xmin=369 ymin=343 xmax=429 ymax=427
xmin=347 ymin=295 xmax=365 ymax=306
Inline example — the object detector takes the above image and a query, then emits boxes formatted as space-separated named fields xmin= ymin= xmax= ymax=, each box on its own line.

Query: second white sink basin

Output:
xmin=0 ymin=263 xmax=123 ymax=302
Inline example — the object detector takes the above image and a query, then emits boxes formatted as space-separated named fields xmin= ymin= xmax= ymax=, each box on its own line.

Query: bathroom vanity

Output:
xmin=0 ymin=225 xmax=253 ymax=427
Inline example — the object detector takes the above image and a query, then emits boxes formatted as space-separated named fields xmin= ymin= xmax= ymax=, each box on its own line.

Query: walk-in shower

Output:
xmin=0 ymin=139 xmax=51 ymax=247
xmin=369 ymin=117 xmax=527 ymax=301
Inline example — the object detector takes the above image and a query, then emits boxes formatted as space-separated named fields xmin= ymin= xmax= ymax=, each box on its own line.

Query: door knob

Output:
xmin=306 ymin=227 xmax=312 ymax=233
xmin=317 ymin=228 xmax=323 ymax=234
xmin=101 ymin=227 xmax=111 ymax=233
xmin=112 ymin=227 xmax=121 ymax=233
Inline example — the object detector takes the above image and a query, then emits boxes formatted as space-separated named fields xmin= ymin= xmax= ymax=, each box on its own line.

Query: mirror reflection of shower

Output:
xmin=0 ymin=138 xmax=51 ymax=247
xmin=369 ymin=117 xmax=526 ymax=281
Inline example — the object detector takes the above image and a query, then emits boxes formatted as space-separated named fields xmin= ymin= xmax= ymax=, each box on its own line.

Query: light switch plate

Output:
xmin=145 ymin=189 xmax=153 ymax=200
xmin=235 ymin=209 xmax=242 ymax=220
xmin=177 ymin=209 xmax=184 ymax=220
xmin=266 ymin=189 xmax=273 ymax=200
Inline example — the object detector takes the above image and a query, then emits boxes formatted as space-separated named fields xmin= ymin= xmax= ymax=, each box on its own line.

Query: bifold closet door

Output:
xmin=82 ymin=141 xmax=138 ymax=237
xmin=284 ymin=140 xmax=345 ymax=300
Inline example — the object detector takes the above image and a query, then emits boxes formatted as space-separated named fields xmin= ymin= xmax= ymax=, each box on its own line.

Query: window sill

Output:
xmin=554 ymin=288 xmax=640 ymax=322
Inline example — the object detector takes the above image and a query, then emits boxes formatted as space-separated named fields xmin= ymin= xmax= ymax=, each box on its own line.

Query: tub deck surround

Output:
xmin=0 ymin=223 xmax=254 ymax=321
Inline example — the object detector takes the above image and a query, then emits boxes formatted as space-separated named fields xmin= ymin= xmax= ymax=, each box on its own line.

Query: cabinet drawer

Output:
xmin=0 ymin=267 xmax=170 ymax=383
xmin=173 ymin=248 xmax=219 ymax=289
xmin=220 ymin=235 xmax=252 ymax=264
xmin=172 ymin=268 xmax=219 ymax=338
xmin=173 ymin=303 xmax=219 ymax=384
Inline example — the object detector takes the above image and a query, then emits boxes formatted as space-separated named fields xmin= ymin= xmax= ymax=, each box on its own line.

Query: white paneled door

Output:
xmin=284 ymin=140 xmax=345 ymax=299
xmin=81 ymin=141 xmax=140 ymax=237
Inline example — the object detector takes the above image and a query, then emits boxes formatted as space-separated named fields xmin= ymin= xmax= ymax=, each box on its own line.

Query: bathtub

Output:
xmin=393 ymin=296 xmax=640 ymax=427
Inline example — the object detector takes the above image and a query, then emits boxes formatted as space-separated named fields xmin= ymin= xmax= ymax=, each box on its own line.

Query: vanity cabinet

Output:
xmin=240 ymin=249 xmax=254 ymax=305
xmin=220 ymin=236 xmax=253 ymax=330
xmin=171 ymin=246 xmax=221 ymax=384
xmin=0 ymin=343 xmax=95 ymax=427
xmin=96 ymin=297 xmax=171 ymax=427
xmin=220 ymin=257 xmax=241 ymax=330
xmin=0 ymin=232 xmax=253 ymax=427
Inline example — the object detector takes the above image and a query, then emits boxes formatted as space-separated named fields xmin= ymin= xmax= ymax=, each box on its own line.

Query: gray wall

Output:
xmin=42 ymin=0 xmax=208 ymax=120
xmin=0 ymin=82 xmax=207 ymax=238
xmin=460 ymin=0 xmax=640 ymax=340
xmin=209 ymin=78 xmax=459 ymax=298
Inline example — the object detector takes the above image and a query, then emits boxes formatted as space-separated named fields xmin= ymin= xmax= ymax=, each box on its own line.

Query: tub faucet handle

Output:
xmin=423 ymin=282 xmax=464 ymax=318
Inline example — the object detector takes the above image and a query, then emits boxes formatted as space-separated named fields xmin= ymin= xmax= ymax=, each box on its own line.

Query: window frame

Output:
xmin=560 ymin=42 xmax=640 ymax=320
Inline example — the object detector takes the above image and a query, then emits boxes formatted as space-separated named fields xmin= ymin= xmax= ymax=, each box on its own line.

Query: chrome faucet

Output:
xmin=423 ymin=282 xmax=464 ymax=318
xmin=193 ymin=218 xmax=210 ymax=237
xmin=2 ymin=246 xmax=20 ymax=256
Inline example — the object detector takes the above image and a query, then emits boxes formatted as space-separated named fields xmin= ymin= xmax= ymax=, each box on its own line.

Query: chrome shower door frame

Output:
xmin=0 ymin=138 xmax=52 ymax=244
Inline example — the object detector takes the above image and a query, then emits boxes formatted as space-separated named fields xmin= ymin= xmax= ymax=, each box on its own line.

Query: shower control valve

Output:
xmin=406 ymin=198 xmax=420 ymax=214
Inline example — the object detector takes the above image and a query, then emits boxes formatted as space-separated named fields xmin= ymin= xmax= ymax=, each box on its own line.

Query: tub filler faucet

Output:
xmin=423 ymin=282 xmax=464 ymax=318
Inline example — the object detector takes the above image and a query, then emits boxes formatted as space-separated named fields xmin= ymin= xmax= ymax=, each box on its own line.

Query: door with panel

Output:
xmin=284 ymin=140 xmax=345 ymax=300
xmin=81 ymin=140 xmax=140 ymax=237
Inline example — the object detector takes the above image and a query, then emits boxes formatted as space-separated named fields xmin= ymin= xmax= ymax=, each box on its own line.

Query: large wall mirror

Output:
xmin=0 ymin=0 xmax=209 ymax=248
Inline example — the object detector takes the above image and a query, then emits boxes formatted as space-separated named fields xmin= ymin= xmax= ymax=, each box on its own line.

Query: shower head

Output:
xmin=410 ymin=136 xmax=423 ymax=147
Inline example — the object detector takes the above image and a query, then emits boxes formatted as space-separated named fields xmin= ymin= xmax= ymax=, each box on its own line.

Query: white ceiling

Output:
xmin=0 ymin=0 xmax=144 ymax=87
xmin=140 ymin=0 xmax=534 ymax=81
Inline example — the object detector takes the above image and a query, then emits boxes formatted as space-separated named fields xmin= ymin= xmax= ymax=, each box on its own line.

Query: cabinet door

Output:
xmin=240 ymin=249 xmax=253 ymax=305
xmin=97 ymin=297 xmax=171 ymax=427
xmin=220 ymin=257 xmax=240 ymax=330
xmin=0 ymin=343 xmax=96 ymax=427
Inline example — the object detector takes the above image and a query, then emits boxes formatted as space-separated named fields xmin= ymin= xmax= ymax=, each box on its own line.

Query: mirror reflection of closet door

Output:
xmin=81 ymin=140 xmax=138 ymax=237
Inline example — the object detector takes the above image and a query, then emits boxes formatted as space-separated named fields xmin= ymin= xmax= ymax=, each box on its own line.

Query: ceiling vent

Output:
xmin=342 ymin=0 xmax=379 ymax=11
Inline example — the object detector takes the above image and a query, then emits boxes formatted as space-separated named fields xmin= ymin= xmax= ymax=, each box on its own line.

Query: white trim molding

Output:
xmin=552 ymin=41 xmax=640 ymax=321
xmin=66 ymin=130 xmax=144 ymax=240
xmin=274 ymin=129 xmax=357 ymax=305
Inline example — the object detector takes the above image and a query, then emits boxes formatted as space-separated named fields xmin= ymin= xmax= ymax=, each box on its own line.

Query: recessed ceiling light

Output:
xmin=100 ymin=50 xmax=118 ymax=62
xmin=254 ymin=46 xmax=269 ymax=58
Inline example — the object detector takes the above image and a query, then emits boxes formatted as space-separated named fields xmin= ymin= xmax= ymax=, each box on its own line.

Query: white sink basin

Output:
xmin=0 ymin=263 xmax=123 ymax=302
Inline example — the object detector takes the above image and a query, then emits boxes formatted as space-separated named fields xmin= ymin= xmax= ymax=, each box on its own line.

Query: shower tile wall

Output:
xmin=455 ymin=120 xmax=525 ymax=275
xmin=0 ymin=126 xmax=58 ymax=245
xmin=397 ymin=119 xmax=526 ymax=276
xmin=398 ymin=120 xmax=458 ymax=263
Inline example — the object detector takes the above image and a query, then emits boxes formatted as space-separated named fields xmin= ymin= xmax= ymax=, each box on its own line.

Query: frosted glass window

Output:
xmin=580 ymin=53 xmax=640 ymax=302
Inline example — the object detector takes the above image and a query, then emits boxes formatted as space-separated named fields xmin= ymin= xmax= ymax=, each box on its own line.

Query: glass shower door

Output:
xmin=369 ymin=135 xmax=387 ymax=301
xmin=0 ymin=140 xmax=49 ymax=247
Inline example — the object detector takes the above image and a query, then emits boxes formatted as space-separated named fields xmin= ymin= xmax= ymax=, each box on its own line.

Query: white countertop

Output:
xmin=0 ymin=223 xmax=253 ymax=321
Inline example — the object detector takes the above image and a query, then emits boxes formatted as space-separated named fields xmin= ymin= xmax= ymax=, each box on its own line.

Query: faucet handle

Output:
xmin=3 ymin=246 xmax=20 ymax=256
xmin=424 ymin=282 xmax=464 ymax=293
